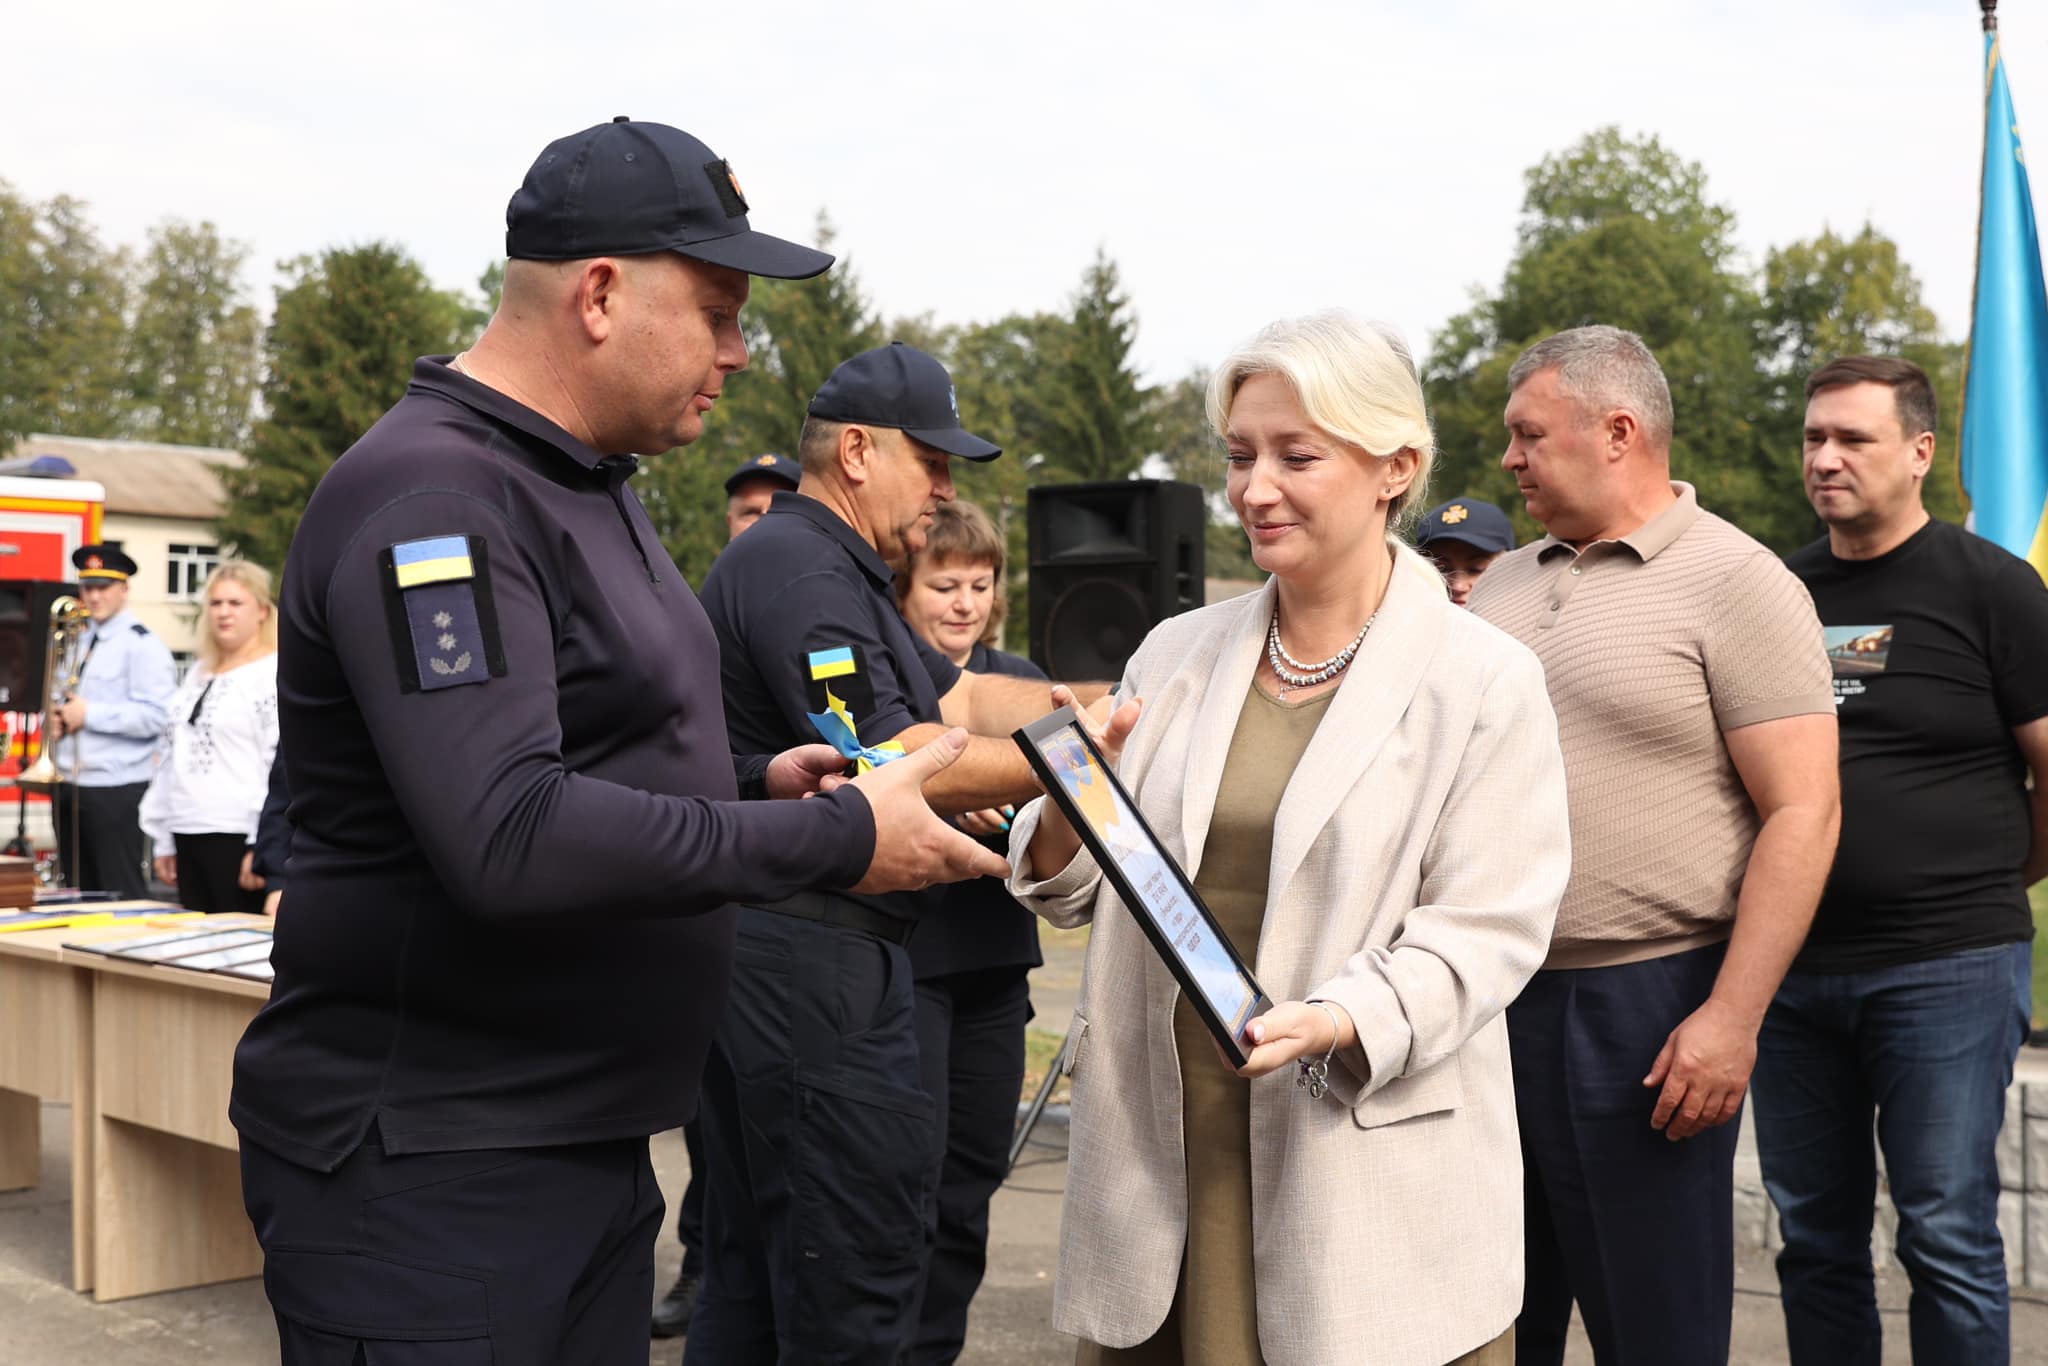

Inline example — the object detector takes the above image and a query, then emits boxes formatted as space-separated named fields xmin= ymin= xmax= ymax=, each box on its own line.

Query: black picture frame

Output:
xmin=1013 ymin=705 xmax=1272 ymax=1067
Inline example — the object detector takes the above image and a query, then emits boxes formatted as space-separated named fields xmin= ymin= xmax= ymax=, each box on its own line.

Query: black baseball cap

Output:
xmin=807 ymin=343 xmax=1001 ymax=461
xmin=724 ymin=452 xmax=802 ymax=495
xmin=1415 ymin=498 xmax=1515 ymax=555
xmin=505 ymin=117 xmax=833 ymax=280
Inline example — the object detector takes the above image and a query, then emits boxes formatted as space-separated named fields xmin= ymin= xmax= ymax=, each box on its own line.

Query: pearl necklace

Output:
xmin=1267 ymin=609 xmax=1377 ymax=697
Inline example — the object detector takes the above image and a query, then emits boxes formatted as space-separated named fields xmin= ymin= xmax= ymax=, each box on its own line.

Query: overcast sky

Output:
xmin=6 ymin=0 xmax=2027 ymax=383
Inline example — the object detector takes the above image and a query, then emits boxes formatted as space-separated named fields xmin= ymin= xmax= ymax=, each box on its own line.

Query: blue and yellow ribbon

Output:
xmin=806 ymin=686 xmax=906 ymax=774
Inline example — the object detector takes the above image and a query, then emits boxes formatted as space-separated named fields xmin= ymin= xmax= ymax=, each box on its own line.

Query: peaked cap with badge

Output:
xmin=724 ymin=452 xmax=802 ymax=496
xmin=72 ymin=542 xmax=139 ymax=582
xmin=1414 ymin=498 xmax=1516 ymax=555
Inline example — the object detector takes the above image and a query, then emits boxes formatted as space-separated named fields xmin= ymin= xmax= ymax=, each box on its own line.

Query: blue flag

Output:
xmin=1963 ymin=31 xmax=2048 ymax=578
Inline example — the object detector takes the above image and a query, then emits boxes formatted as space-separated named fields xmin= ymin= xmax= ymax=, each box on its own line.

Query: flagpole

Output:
xmin=1962 ymin=0 xmax=1998 ymax=512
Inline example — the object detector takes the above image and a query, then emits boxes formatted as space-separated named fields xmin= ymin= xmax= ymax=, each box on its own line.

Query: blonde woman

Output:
xmin=141 ymin=561 xmax=280 ymax=914
xmin=1010 ymin=313 xmax=1571 ymax=1366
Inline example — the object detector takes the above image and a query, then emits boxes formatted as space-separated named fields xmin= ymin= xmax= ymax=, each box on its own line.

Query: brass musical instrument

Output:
xmin=17 ymin=595 xmax=92 ymax=791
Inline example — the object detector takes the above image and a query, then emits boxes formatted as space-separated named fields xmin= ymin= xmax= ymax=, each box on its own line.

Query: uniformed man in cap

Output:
xmin=229 ymin=120 xmax=1003 ymax=1366
xmin=1413 ymin=497 xmax=1515 ymax=608
xmin=651 ymin=444 xmax=811 ymax=1341
xmin=49 ymin=541 xmax=176 ymax=896
xmin=724 ymin=451 xmax=802 ymax=540
xmin=687 ymin=342 xmax=1102 ymax=1363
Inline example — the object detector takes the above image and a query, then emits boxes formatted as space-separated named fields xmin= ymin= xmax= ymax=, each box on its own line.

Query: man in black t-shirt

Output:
xmin=1755 ymin=355 xmax=2048 ymax=1365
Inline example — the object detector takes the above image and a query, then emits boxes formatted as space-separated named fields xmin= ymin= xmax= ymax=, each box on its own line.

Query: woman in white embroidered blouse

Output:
xmin=140 ymin=561 xmax=280 ymax=914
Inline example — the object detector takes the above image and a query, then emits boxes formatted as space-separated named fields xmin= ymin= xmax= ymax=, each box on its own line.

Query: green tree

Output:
xmin=219 ymin=243 xmax=468 ymax=571
xmin=120 ymin=219 xmax=262 ymax=449
xmin=1149 ymin=368 xmax=1257 ymax=580
xmin=455 ymin=261 xmax=505 ymax=346
xmin=637 ymin=216 xmax=880 ymax=585
xmin=1019 ymin=250 xmax=1156 ymax=483
xmin=1426 ymin=129 xmax=1793 ymax=546
xmin=0 ymin=181 xmax=130 ymax=445
xmin=915 ymin=312 xmax=1062 ymax=648
xmin=1760 ymin=225 xmax=1966 ymax=527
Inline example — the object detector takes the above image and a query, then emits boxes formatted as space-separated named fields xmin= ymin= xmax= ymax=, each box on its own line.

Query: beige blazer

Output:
xmin=1009 ymin=546 xmax=1570 ymax=1366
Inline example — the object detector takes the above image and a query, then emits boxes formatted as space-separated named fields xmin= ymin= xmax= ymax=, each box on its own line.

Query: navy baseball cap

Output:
xmin=1415 ymin=498 xmax=1515 ymax=554
xmin=505 ymin=117 xmax=833 ymax=280
xmin=724 ymin=452 xmax=802 ymax=495
xmin=807 ymin=343 xmax=1001 ymax=461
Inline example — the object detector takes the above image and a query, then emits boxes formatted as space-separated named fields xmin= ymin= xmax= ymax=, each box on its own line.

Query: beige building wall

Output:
xmin=103 ymin=512 xmax=221 ymax=665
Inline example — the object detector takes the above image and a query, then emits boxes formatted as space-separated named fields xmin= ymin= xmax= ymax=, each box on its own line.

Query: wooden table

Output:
xmin=0 ymin=910 xmax=271 ymax=1300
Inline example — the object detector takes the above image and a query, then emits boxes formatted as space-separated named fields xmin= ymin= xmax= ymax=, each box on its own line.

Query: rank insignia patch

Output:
xmin=379 ymin=536 xmax=507 ymax=694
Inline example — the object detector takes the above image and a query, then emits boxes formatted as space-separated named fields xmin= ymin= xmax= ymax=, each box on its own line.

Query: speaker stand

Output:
xmin=1008 ymin=1026 xmax=1069 ymax=1175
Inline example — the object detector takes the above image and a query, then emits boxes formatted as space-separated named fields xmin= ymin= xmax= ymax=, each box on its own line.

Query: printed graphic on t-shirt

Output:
xmin=1823 ymin=624 xmax=1892 ymax=703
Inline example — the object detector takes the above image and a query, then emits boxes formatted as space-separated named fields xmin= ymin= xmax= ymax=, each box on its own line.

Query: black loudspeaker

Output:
xmin=1028 ymin=480 xmax=1205 ymax=682
xmin=0 ymin=580 xmax=80 ymax=712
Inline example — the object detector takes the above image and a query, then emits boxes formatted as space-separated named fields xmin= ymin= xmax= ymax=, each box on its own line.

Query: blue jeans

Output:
xmin=1752 ymin=941 xmax=2032 ymax=1366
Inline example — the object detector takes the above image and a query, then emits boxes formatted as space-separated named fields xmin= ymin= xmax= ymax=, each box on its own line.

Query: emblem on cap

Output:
xmin=704 ymin=158 xmax=749 ymax=217
xmin=1442 ymin=504 xmax=1469 ymax=525
xmin=85 ymin=555 xmax=103 ymax=570
xmin=756 ymin=454 xmax=776 ymax=467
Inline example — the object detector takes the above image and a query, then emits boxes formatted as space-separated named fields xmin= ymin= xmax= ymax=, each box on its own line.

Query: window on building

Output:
xmin=166 ymin=543 xmax=221 ymax=600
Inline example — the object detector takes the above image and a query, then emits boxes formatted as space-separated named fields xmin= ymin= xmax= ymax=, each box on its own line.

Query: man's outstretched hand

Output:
xmin=848 ymin=728 xmax=1010 ymax=894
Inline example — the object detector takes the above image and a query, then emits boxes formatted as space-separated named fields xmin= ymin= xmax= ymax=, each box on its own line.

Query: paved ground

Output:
xmin=7 ymin=919 xmax=2048 ymax=1363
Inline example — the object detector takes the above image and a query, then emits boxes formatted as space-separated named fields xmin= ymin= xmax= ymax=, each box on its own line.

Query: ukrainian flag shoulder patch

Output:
xmin=378 ymin=534 xmax=506 ymax=694
xmin=808 ymin=646 xmax=857 ymax=680
xmin=391 ymin=535 xmax=475 ymax=588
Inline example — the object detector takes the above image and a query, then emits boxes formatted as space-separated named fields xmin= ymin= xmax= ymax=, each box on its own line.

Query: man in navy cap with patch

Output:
xmin=48 ymin=541 xmax=176 ymax=896
xmin=689 ymin=343 xmax=1107 ymax=1363
xmin=229 ymin=122 xmax=1006 ymax=1366
xmin=650 ymin=442 xmax=811 ymax=1340
xmin=725 ymin=451 xmax=802 ymax=541
xmin=1414 ymin=496 xmax=1516 ymax=608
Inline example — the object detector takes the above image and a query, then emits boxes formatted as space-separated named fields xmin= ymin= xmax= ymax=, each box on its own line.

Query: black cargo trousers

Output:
xmin=684 ymin=904 xmax=936 ymax=1365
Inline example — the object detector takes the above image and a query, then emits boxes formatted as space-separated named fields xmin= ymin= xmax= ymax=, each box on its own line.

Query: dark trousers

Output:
xmin=50 ymin=780 xmax=147 ymax=897
xmin=1752 ymin=941 xmax=2031 ymax=1366
xmin=174 ymin=830 xmax=264 ymax=915
xmin=240 ymin=1129 xmax=664 ymax=1366
xmin=674 ymin=1117 xmax=705 ymax=1276
xmin=684 ymin=909 xmax=935 ymax=1366
xmin=1510 ymin=942 xmax=1739 ymax=1366
xmin=905 ymin=968 xmax=1032 ymax=1366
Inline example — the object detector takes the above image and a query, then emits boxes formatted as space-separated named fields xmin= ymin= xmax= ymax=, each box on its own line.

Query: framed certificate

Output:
xmin=90 ymin=928 xmax=270 ymax=963
xmin=1014 ymin=706 xmax=1272 ymax=1068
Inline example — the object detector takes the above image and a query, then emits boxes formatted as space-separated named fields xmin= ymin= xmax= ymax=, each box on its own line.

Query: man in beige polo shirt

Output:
xmin=1469 ymin=325 xmax=1840 ymax=1366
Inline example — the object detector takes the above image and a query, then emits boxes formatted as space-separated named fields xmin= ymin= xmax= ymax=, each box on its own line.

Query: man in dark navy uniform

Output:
xmin=229 ymin=121 xmax=1004 ymax=1366
xmin=723 ymin=450 xmax=802 ymax=541
xmin=687 ymin=343 xmax=1101 ymax=1364
xmin=49 ymin=541 xmax=176 ymax=896
xmin=650 ymin=446 xmax=809 ymax=1342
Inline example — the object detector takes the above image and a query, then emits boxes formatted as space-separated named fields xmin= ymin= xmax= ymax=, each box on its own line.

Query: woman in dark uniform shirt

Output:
xmin=894 ymin=499 xmax=1045 ymax=1364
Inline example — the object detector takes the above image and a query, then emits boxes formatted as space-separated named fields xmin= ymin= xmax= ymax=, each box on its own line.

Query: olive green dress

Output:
xmin=1077 ymin=681 xmax=1512 ymax=1366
